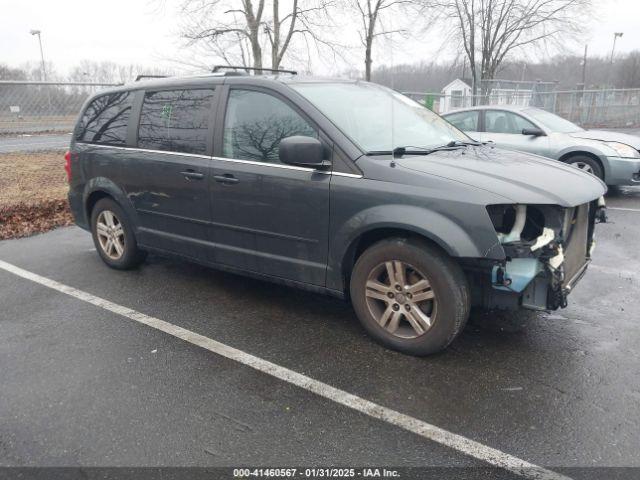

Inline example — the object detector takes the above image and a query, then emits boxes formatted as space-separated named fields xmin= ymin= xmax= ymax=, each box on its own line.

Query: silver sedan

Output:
xmin=442 ymin=105 xmax=640 ymax=186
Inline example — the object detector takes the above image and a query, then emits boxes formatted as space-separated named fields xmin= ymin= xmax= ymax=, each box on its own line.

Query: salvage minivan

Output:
xmin=66 ymin=70 xmax=607 ymax=356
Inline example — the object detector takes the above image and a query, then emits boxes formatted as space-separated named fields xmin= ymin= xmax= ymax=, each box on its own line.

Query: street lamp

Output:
xmin=30 ymin=29 xmax=47 ymax=82
xmin=610 ymin=32 xmax=623 ymax=65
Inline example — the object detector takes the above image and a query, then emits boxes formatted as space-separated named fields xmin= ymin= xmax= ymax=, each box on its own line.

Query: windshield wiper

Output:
xmin=392 ymin=141 xmax=478 ymax=157
xmin=366 ymin=140 xmax=482 ymax=158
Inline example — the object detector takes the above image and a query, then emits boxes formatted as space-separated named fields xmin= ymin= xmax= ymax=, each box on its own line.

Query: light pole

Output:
xmin=30 ymin=29 xmax=52 ymax=113
xmin=610 ymin=32 xmax=623 ymax=65
xmin=30 ymin=29 xmax=47 ymax=81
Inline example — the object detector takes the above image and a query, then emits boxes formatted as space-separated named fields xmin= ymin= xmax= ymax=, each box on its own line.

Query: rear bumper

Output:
xmin=68 ymin=188 xmax=89 ymax=230
xmin=604 ymin=156 xmax=640 ymax=185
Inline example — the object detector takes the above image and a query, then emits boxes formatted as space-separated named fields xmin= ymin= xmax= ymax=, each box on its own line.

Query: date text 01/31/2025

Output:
xmin=233 ymin=468 xmax=400 ymax=478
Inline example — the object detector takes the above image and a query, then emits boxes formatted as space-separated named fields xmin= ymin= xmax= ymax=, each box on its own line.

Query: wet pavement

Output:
xmin=0 ymin=134 xmax=70 ymax=153
xmin=0 ymin=187 xmax=639 ymax=478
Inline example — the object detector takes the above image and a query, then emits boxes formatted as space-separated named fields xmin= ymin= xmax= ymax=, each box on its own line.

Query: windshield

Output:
xmin=524 ymin=108 xmax=584 ymax=134
xmin=291 ymin=82 xmax=469 ymax=153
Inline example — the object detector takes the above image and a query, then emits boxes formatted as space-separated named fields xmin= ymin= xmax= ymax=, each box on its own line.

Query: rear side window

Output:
xmin=137 ymin=89 xmax=215 ymax=155
xmin=76 ymin=91 xmax=133 ymax=145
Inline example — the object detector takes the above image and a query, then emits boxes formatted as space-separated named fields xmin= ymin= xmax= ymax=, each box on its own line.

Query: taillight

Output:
xmin=64 ymin=150 xmax=72 ymax=182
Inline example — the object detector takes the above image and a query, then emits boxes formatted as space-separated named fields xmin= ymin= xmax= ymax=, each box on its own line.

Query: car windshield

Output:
xmin=523 ymin=108 xmax=584 ymax=134
xmin=290 ymin=82 xmax=469 ymax=154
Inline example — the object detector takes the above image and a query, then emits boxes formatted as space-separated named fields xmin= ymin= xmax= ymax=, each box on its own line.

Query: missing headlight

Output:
xmin=486 ymin=204 xmax=545 ymax=243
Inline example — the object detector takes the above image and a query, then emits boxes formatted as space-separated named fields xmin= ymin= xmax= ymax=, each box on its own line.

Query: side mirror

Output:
xmin=279 ymin=136 xmax=330 ymax=168
xmin=522 ymin=127 xmax=545 ymax=137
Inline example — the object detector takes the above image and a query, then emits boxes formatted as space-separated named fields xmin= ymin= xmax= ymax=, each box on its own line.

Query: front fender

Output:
xmin=555 ymin=145 xmax=611 ymax=177
xmin=326 ymin=204 xmax=504 ymax=292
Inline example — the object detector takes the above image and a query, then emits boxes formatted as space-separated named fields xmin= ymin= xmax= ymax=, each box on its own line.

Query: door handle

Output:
xmin=180 ymin=170 xmax=204 ymax=180
xmin=213 ymin=174 xmax=239 ymax=185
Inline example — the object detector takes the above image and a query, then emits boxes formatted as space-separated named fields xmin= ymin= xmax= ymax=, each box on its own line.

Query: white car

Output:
xmin=443 ymin=105 xmax=640 ymax=186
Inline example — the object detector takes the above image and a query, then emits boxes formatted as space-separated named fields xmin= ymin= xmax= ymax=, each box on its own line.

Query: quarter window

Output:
xmin=485 ymin=110 xmax=536 ymax=134
xmin=222 ymin=89 xmax=316 ymax=163
xmin=137 ymin=89 xmax=215 ymax=155
xmin=76 ymin=91 xmax=133 ymax=145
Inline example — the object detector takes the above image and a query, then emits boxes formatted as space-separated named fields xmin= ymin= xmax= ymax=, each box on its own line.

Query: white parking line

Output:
xmin=0 ymin=258 xmax=570 ymax=480
xmin=608 ymin=207 xmax=640 ymax=213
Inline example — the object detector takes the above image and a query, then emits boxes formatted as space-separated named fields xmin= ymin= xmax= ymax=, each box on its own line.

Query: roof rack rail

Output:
xmin=134 ymin=74 xmax=169 ymax=82
xmin=212 ymin=65 xmax=297 ymax=75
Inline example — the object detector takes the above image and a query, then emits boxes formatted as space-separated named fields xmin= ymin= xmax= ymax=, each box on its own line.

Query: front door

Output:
xmin=209 ymin=87 xmax=331 ymax=286
xmin=481 ymin=109 xmax=551 ymax=157
xmin=443 ymin=109 xmax=481 ymax=142
xmin=126 ymin=88 xmax=217 ymax=260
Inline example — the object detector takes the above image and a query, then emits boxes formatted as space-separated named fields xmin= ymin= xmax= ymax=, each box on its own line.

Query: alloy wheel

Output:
xmin=573 ymin=161 xmax=594 ymax=174
xmin=96 ymin=210 xmax=125 ymax=260
xmin=365 ymin=261 xmax=437 ymax=339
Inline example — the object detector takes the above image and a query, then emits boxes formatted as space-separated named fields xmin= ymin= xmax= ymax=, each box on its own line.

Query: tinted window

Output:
xmin=76 ymin=91 xmax=132 ymax=145
xmin=485 ymin=110 xmax=535 ymax=134
xmin=138 ymin=89 xmax=215 ymax=155
xmin=445 ymin=110 xmax=479 ymax=131
xmin=223 ymin=89 xmax=316 ymax=163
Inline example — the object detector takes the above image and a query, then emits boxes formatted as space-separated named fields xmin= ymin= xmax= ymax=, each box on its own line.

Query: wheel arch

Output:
xmin=83 ymin=177 xmax=138 ymax=229
xmin=558 ymin=150 xmax=606 ymax=179
xmin=341 ymin=228 xmax=447 ymax=294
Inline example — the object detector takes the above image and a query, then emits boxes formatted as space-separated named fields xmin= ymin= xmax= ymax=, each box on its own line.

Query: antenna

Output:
xmin=389 ymin=34 xmax=395 ymax=159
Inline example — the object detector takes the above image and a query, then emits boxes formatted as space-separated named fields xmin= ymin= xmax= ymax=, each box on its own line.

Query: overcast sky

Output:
xmin=2 ymin=0 xmax=639 ymax=77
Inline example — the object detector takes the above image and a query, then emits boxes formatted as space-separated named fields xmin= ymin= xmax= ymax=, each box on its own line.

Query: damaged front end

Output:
xmin=469 ymin=199 xmax=606 ymax=311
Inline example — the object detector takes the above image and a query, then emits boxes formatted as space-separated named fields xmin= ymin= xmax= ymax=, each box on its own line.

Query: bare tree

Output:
xmin=180 ymin=0 xmax=265 ymax=69
xmin=428 ymin=0 xmax=589 ymax=97
xmin=180 ymin=0 xmax=334 ymax=71
xmin=349 ymin=1 xmax=409 ymax=81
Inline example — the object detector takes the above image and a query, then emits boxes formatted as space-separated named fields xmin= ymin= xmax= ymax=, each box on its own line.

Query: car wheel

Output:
xmin=90 ymin=198 xmax=146 ymax=270
xmin=350 ymin=237 xmax=470 ymax=356
xmin=566 ymin=155 xmax=604 ymax=180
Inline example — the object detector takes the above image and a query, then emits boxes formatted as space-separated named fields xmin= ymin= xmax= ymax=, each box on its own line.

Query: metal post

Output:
xmin=30 ymin=29 xmax=52 ymax=113
xmin=581 ymin=44 xmax=588 ymax=87
xmin=610 ymin=32 xmax=623 ymax=65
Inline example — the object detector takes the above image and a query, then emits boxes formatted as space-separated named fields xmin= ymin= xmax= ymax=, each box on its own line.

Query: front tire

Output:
xmin=350 ymin=237 xmax=470 ymax=356
xmin=90 ymin=198 xmax=146 ymax=270
xmin=566 ymin=155 xmax=604 ymax=180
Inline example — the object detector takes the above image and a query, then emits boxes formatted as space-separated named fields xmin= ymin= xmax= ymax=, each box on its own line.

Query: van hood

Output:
xmin=395 ymin=146 xmax=606 ymax=207
xmin=569 ymin=129 xmax=640 ymax=149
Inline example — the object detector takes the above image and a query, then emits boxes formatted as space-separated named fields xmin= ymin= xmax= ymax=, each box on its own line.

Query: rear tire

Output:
xmin=350 ymin=237 xmax=470 ymax=356
xmin=565 ymin=155 xmax=604 ymax=180
xmin=90 ymin=198 xmax=146 ymax=270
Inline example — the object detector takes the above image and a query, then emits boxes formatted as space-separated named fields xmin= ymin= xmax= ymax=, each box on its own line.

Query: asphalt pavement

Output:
xmin=0 ymin=133 xmax=70 ymax=153
xmin=0 ymin=187 xmax=639 ymax=479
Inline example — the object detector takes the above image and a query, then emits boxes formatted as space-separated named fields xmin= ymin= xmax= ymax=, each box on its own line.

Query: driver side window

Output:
xmin=222 ymin=89 xmax=317 ymax=164
xmin=485 ymin=110 xmax=536 ymax=134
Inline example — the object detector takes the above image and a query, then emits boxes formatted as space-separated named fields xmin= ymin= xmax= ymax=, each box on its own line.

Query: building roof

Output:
xmin=441 ymin=78 xmax=472 ymax=92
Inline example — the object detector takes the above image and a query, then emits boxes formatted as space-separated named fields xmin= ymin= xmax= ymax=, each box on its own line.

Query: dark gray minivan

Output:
xmin=67 ymin=71 xmax=607 ymax=355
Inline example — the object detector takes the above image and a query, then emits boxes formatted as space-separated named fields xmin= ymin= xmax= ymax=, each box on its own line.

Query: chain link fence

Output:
xmin=403 ymin=88 xmax=640 ymax=129
xmin=2 ymin=81 xmax=640 ymax=135
xmin=0 ymin=81 xmax=121 ymax=135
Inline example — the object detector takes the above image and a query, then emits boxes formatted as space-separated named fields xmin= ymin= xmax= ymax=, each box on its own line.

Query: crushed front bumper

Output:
xmin=480 ymin=201 xmax=599 ymax=311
